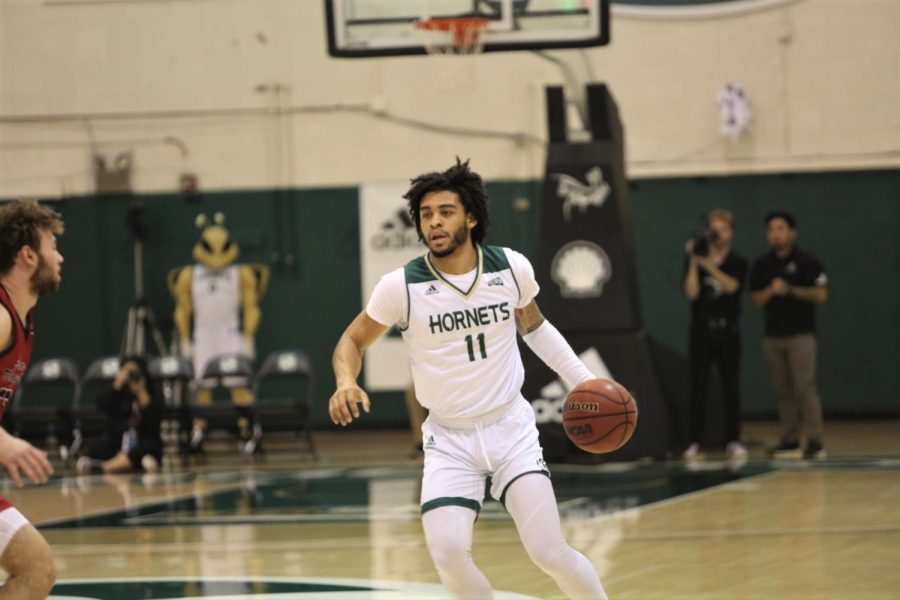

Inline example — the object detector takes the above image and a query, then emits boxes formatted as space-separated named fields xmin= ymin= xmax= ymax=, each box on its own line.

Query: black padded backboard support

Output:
xmin=523 ymin=84 xmax=676 ymax=461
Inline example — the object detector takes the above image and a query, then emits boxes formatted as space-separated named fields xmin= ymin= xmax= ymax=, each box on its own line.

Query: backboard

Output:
xmin=325 ymin=0 xmax=610 ymax=58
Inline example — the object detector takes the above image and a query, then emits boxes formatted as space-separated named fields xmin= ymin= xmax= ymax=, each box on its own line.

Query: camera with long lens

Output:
xmin=689 ymin=227 xmax=719 ymax=257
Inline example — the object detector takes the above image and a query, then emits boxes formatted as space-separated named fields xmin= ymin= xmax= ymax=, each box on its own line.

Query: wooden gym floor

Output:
xmin=5 ymin=420 xmax=900 ymax=599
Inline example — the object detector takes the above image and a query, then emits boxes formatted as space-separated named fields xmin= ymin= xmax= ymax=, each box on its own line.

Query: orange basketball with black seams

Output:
xmin=562 ymin=378 xmax=638 ymax=454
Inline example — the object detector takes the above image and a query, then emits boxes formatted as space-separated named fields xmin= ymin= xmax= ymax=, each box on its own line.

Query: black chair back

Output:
xmin=19 ymin=357 xmax=81 ymax=408
xmin=149 ymin=355 xmax=195 ymax=381
xmin=253 ymin=349 xmax=317 ymax=461
xmin=201 ymin=353 xmax=255 ymax=389
xmin=11 ymin=357 xmax=81 ymax=455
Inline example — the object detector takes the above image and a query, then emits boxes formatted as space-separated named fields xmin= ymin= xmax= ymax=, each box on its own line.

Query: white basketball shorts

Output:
xmin=420 ymin=397 xmax=550 ymax=515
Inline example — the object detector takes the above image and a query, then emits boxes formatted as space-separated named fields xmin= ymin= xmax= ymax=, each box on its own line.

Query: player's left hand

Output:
xmin=328 ymin=384 xmax=371 ymax=426
xmin=0 ymin=435 xmax=53 ymax=487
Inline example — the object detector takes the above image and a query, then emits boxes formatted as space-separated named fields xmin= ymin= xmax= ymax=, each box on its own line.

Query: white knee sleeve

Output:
xmin=422 ymin=506 xmax=493 ymax=599
xmin=505 ymin=474 xmax=607 ymax=600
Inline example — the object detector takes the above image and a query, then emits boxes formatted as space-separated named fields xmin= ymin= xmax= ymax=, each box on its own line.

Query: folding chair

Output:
xmin=198 ymin=353 xmax=259 ymax=458
xmin=13 ymin=357 xmax=80 ymax=462
xmin=254 ymin=349 xmax=318 ymax=461
xmin=201 ymin=353 xmax=255 ymax=387
xmin=148 ymin=355 xmax=194 ymax=462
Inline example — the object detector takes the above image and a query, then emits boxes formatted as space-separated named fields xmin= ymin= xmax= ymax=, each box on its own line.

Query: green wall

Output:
xmin=631 ymin=170 xmax=900 ymax=417
xmin=23 ymin=169 xmax=900 ymax=428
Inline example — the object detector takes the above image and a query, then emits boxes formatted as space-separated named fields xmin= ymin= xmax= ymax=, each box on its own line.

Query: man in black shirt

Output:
xmin=683 ymin=209 xmax=748 ymax=461
xmin=750 ymin=211 xmax=828 ymax=459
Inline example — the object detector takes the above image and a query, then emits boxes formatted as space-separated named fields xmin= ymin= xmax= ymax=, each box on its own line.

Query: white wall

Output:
xmin=1 ymin=0 xmax=898 ymax=197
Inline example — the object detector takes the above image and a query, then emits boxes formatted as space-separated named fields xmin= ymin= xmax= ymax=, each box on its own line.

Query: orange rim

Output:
xmin=415 ymin=16 xmax=489 ymax=48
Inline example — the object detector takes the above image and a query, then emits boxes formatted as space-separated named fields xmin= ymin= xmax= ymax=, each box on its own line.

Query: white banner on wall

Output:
xmin=360 ymin=182 xmax=424 ymax=391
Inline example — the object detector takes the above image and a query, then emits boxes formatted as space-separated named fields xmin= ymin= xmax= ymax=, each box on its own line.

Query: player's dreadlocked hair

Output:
xmin=404 ymin=158 xmax=491 ymax=246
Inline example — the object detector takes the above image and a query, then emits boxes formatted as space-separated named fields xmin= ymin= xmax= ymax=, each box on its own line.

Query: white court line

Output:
xmin=616 ymin=522 xmax=900 ymax=541
xmin=50 ymin=534 xmax=427 ymax=555
xmin=38 ymin=470 xmax=305 ymax=527
xmin=554 ymin=467 xmax=785 ymax=529
xmin=633 ymin=468 xmax=784 ymax=514
xmin=595 ymin=468 xmax=900 ymax=541
xmin=60 ymin=515 xmax=893 ymax=558
xmin=48 ymin=575 xmax=537 ymax=600
xmin=600 ymin=564 xmax=666 ymax=587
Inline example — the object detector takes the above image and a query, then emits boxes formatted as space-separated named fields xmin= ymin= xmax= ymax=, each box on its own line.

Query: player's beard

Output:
xmin=30 ymin=254 xmax=60 ymax=296
xmin=428 ymin=222 xmax=470 ymax=258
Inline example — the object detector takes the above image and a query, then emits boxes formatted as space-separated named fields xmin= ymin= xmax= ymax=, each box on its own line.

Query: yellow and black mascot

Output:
xmin=169 ymin=213 xmax=269 ymax=457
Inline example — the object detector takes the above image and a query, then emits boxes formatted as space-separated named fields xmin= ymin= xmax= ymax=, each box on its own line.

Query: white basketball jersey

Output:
xmin=192 ymin=264 xmax=240 ymax=334
xmin=367 ymin=245 xmax=539 ymax=424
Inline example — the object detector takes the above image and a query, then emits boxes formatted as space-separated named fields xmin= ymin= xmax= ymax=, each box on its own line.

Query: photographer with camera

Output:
xmin=682 ymin=209 xmax=748 ymax=462
xmin=76 ymin=356 xmax=164 ymax=474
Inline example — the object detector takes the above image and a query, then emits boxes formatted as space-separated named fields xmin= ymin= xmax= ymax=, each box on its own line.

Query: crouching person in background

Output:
xmin=77 ymin=356 xmax=164 ymax=474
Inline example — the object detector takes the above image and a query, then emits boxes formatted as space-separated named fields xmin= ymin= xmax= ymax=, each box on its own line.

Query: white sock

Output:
xmin=422 ymin=505 xmax=493 ymax=599
xmin=505 ymin=474 xmax=607 ymax=600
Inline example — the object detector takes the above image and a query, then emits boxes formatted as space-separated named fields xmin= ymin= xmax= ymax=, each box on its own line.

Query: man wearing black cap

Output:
xmin=750 ymin=211 xmax=828 ymax=459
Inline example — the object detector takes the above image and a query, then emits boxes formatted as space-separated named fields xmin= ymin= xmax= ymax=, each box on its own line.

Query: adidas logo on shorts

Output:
xmin=424 ymin=434 xmax=437 ymax=448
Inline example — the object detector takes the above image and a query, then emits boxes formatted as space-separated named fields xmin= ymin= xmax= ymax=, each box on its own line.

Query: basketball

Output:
xmin=562 ymin=378 xmax=638 ymax=454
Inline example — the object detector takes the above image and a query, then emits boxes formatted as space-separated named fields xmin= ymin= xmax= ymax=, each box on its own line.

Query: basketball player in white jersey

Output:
xmin=330 ymin=160 xmax=607 ymax=599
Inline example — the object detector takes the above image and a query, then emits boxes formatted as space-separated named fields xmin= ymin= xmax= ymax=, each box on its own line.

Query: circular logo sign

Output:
xmin=550 ymin=240 xmax=612 ymax=299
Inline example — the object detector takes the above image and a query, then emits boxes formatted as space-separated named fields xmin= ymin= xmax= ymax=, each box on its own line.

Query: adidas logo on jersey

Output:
xmin=487 ymin=276 xmax=504 ymax=286
xmin=424 ymin=434 xmax=436 ymax=448
xmin=425 ymin=284 xmax=439 ymax=295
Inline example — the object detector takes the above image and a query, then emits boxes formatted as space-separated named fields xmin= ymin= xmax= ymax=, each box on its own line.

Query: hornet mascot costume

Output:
xmin=169 ymin=213 xmax=269 ymax=457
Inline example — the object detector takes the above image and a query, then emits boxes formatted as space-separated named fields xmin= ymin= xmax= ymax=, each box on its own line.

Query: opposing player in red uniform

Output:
xmin=0 ymin=199 xmax=63 ymax=598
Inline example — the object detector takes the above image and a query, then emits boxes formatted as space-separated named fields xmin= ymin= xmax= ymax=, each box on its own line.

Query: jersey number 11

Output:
xmin=465 ymin=333 xmax=487 ymax=362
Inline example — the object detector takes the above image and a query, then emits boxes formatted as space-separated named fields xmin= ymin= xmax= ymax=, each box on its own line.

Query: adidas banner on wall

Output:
xmin=359 ymin=183 xmax=422 ymax=391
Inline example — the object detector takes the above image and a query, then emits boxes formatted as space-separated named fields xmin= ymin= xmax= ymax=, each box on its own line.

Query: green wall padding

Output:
xmin=21 ymin=168 xmax=900 ymax=428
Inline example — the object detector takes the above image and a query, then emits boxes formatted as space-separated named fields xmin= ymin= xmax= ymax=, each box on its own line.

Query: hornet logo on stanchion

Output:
xmin=551 ymin=240 xmax=612 ymax=299
xmin=551 ymin=167 xmax=610 ymax=222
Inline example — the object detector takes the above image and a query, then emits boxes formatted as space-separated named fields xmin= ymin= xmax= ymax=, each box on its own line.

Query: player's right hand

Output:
xmin=0 ymin=436 xmax=53 ymax=487
xmin=329 ymin=384 xmax=371 ymax=427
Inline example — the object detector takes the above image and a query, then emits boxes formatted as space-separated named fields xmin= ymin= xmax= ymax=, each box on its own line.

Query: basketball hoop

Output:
xmin=415 ymin=16 xmax=489 ymax=56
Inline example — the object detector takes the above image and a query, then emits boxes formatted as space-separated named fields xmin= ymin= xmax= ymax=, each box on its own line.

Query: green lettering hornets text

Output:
xmin=428 ymin=301 xmax=511 ymax=334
